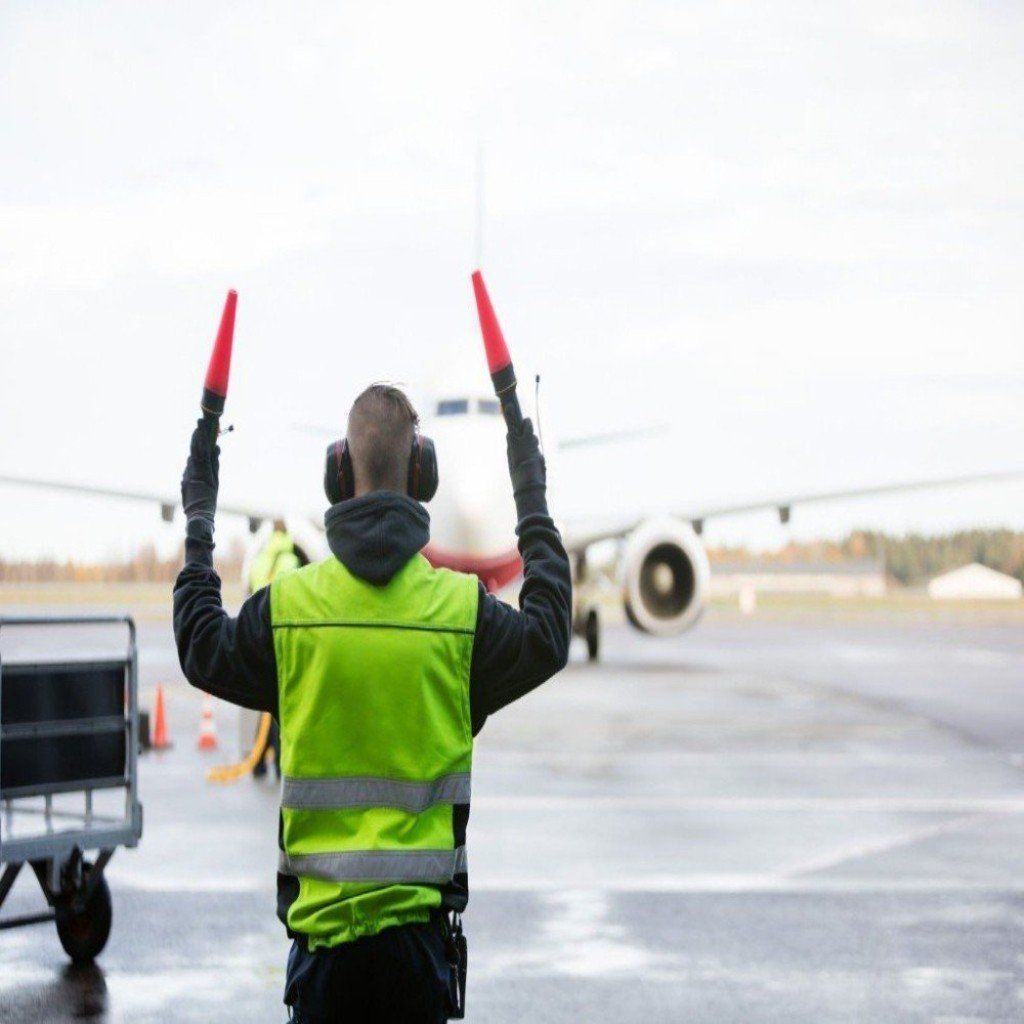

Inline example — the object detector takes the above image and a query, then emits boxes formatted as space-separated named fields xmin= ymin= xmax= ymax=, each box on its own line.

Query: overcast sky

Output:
xmin=2 ymin=1 xmax=1022 ymax=561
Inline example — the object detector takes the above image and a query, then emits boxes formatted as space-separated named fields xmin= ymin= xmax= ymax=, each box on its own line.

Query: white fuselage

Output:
xmin=425 ymin=395 xmax=517 ymax=558
xmin=259 ymin=392 xmax=530 ymax=591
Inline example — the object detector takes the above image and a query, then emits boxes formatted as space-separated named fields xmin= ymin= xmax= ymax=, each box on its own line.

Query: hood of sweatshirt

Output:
xmin=323 ymin=490 xmax=430 ymax=586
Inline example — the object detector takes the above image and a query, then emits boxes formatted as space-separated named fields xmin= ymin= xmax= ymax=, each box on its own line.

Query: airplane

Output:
xmin=2 ymin=390 xmax=1022 ymax=662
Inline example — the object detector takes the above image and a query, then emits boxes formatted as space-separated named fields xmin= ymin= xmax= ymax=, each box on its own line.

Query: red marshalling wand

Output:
xmin=200 ymin=289 xmax=237 ymax=422
xmin=470 ymin=270 xmax=524 ymax=436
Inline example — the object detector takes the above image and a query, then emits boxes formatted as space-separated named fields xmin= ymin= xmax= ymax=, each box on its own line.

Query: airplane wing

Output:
xmin=561 ymin=468 xmax=1024 ymax=552
xmin=0 ymin=474 xmax=277 ymax=533
xmin=557 ymin=425 xmax=667 ymax=450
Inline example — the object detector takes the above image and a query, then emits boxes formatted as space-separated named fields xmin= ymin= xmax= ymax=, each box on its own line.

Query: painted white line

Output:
xmin=476 ymin=889 xmax=674 ymax=980
xmin=94 ymin=874 xmax=1024 ymax=897
xmin=782 ymin=814 xmax=987 ymax=879
xmin=481 ymin=751 xmax=1016 ymax=767
xmin=952 ymin=647 xmax=1010 ymax=667
xmin=471 ymin=876 xmax=1024 ymax=895
xmin=472 ymin=796 xmax=1024 ymax=813
xmin=104 ymin=867 xmax=267 ymax=893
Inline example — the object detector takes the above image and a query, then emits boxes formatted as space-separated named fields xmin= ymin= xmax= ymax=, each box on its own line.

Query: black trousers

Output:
xmin=285 ymin=918 xmax=452 ymax=1023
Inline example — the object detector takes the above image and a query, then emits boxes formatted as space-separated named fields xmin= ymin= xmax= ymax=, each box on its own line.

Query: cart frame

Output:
xmin=0 ymin=614 xmax=142 ymax=952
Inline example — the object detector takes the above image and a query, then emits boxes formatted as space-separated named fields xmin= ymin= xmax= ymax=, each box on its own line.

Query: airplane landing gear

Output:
xmin=580 ymin=608 xmax=600 ymax=662
xmin=252 ymin=716 xmax=281 ymax=780
xmin=572 ymin=549 xmax=601 ymax=662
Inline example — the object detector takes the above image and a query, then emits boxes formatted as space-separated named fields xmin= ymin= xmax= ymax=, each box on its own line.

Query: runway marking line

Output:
xmin=472 ymin=796 xmax=1024 ymax=813
xmin=781 ymin=812 xmax=991 ymax=879
xmin=470 ymin=877 xmax=1024 ymax=894
xmin=91 ymin=876 xmax=1024 ymax=896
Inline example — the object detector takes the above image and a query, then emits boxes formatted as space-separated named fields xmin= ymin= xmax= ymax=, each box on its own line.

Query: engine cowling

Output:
xmin=620 ymin=517 xmax=709 ymax=635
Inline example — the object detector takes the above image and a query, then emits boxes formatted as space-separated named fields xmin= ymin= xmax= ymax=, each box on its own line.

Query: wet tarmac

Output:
xmin=1 ymin=611 xmax=1022 ymax=1022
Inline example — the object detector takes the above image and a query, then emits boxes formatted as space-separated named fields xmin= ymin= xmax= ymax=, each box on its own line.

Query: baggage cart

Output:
xmin=0 ymin=615 xmax=143 ymax=962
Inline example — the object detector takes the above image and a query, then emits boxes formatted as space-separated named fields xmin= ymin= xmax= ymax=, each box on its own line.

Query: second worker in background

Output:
xmin=173 ymin=383 xmax=572 ymax=1023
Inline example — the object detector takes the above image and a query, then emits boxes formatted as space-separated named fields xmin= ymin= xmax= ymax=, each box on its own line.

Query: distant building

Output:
xmin=709 ymin=558 xmax=886 ymax=598
xmin=927 ymin=563 xmax=1022 ymax=601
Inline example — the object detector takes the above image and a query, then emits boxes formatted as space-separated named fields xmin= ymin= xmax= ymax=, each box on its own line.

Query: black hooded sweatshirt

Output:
xmin=173 ymin=487 xmax=572 ymax=736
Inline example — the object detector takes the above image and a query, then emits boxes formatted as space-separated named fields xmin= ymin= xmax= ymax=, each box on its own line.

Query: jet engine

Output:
xmin=620 ymin=517 xmax=710 ymax=635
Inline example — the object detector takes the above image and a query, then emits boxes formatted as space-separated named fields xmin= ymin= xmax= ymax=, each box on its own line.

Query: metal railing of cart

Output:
xmin=0 ymin=614 xmax=143 ymax=961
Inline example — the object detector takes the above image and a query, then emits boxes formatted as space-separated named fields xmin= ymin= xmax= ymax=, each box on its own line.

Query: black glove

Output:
xmin=181 ymin=416 xmax=220 ymax=534
xmin=506 ymin=418 xmax=547 ymax=519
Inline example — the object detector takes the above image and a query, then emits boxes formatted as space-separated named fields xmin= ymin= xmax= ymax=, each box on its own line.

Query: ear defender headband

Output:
xmin=324 ymin=434 xmax=438 ymax=504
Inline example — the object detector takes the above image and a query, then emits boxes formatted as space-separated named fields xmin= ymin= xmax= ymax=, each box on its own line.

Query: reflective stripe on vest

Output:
xmin=279 ymin=846 xmax=468 ymax=884
xmin=281 ymin=772 xmax=471 ymax=813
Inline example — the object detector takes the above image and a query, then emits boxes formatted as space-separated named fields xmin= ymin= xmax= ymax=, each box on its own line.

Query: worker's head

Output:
xmin=346 ymin=383 xmax=420 ymax=497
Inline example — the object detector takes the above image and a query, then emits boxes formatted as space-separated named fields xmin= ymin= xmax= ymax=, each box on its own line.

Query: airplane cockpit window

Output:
xmin=437 ymin=398 xmax=469 ymax=416
xmin=435 ymin=398 xmax=501 ymax=417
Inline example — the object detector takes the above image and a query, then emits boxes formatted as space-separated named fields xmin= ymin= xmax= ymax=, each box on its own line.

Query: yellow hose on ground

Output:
xmin=206 ymin=712 xmax=273 ymax=784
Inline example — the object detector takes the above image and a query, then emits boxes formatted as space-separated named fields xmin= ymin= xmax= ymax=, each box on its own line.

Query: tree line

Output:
xmin=708 ymin=529 xmax=1024 ymax=587
xmin=0 ymin=538 xmax=247 ymax=584
xmin=4 ymin=529 xmax=1024 ymax=589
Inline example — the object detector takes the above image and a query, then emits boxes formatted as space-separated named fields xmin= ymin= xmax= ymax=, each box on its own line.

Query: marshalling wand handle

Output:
xmin=471 ymin=270 xmax=525 ymax=437
xmin=490 ymin=362 xmax=525 ymax=436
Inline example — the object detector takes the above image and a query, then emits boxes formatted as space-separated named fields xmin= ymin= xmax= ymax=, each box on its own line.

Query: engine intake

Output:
xmin=621 ymin=517 xmax=709 ymax=635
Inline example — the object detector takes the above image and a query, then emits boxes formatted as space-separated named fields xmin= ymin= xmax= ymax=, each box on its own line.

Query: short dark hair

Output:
xmin=347 ymin=383 xmax=419 ymax=494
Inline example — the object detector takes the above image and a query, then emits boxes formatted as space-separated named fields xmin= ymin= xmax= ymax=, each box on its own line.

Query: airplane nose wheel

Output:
xmin=585 ymin=609 xmax=600 ymax=662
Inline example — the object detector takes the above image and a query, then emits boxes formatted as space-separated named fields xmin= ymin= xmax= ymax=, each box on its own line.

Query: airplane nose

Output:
xmin=451 ymin=485 xmax=490 ymax=547
xmin=449 ymin=464 xmax=515 ymax=553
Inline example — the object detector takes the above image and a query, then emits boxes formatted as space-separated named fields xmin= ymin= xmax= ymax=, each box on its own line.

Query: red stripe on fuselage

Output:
xmin=422 ymin=544 xmax=523 ymax=593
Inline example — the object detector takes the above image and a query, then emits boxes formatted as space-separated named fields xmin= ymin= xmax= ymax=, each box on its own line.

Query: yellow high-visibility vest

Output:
xmin=271 ymin=553 xmax=478 ymax=949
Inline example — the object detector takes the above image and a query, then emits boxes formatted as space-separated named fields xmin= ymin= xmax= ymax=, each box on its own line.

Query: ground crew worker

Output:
xmin=249 ymin=519 xmax=302 ymax=591
xmin=247 ymin=520 xmax=301 ymax=778
xmin=174 ymin=383 xmax=571 ymax=1022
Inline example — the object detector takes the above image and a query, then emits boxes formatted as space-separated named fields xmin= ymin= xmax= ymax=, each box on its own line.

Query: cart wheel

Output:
xmin=55 ymin=863 xmax=112 ymax=964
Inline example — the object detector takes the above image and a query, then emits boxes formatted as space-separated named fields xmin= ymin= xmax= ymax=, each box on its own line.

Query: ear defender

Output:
xmin=324 ymin=435 xmax=438 ymax=504
xmin=323 ymin=440 xmax=356 ymax=504
xmin=408 ymin=435 xmax=439 ymax=502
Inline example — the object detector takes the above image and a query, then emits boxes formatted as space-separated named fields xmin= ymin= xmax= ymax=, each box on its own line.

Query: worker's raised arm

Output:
xmin=172 ymin=418 xmax=278 ymax=715
xmin=469 ymin=419 xmax=572 ymax=733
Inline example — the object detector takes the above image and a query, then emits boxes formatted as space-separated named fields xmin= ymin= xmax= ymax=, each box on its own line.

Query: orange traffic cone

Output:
xmin=152 ymin=685 xmax=171 ymax=750
xmin=198 ymin=694 xmax=218 ymax=751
